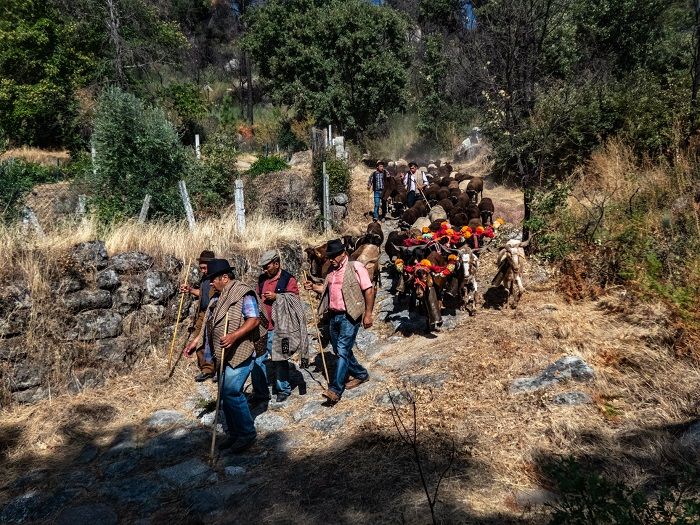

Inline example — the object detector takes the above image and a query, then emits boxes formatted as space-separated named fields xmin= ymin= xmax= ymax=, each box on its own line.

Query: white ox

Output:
xmin=491 ymin=239 xmax=529 ymax=308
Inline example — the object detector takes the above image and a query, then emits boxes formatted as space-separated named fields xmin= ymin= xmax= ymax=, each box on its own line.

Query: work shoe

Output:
xmin=345 ymin=376 xmax=369 ymax=390
xmin=194 ymin=372 xmax=214 ymax=382
xmin=322 ymin=389 xmax=340 ymax=404
xmin=276 ymin=393 xmax=290 ymax=403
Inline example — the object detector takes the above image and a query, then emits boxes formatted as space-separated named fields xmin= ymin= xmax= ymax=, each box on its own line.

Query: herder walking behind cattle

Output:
xmin=367 ymin=160 xmax=388 ymax=221
xmin=252 ymin=250 xmax=308 ymax=403
xmin=184 ymin=259 xmax=268 ymax=452
xmin=305 ymin=239 xmax=374 ymax=404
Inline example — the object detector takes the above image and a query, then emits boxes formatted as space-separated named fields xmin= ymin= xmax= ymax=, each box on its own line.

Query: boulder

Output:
xmin=62 ymin=290 xmax=112 ymax=313
xmin=147 ymin=410 xmax=187 ymax=429
xmin=9 ymin=363 xmax=42 ymax=392
xmin=332 ymin=193 xmax=349 ymax=205
xmin=71 ymin=241 xmax=108 ymax=270
xmin=96 ymin=269 xmax=120 ymax=290
xmin=113 ymin=284 xmax=142 ymax=314
xmin=95 ymin=337 xmax=133 ymax=366
xmin=158 ymin=459 xmax=213 ymax=488
xmin=0 ymin=337 xmax=26 ymax=361
xmin=311 ymin=413 xmax=348 ymax=433
xmin=330 ymin=204 xmax=347 ymax=223
xmin=551 ymin=391 xmax=592 ymax=406
xmin=254 ymin=412 xmax=287 ymax=433
xmin=510 ymin=356 xmax=595 ymax=394
xmin=142 ymin=271 xmax=176 ymax=304
xmin=279 ymin=241 xmax=303 ymax=280
xmin=109 ymin=252 xmax=153 ymax=273
xmin=0 ymin=285 xmax=31 ymax=337
xmin=11 ymin=386 xmax=48 ymax=404
xmin=56 ymin=275 xmax=84 ymax=293
xmin=68 ymin=310 xmax=122 ymax=340
xmin=162 ymin=255 xmax=183 ymax=274
xmin=354 ymin=327 xmax=378 ymax=352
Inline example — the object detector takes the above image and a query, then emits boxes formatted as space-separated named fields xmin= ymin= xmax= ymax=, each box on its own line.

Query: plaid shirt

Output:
xmin=367 ymin=170 xmax=386 ymax=191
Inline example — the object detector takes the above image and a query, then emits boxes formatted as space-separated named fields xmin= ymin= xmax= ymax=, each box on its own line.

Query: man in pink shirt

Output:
xmin=305 ymin=239 xmax=374 ymax=404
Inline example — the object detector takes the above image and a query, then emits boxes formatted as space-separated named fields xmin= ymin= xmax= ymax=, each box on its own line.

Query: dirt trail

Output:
xmin=2 ymin=165 xmax=699 ymax=523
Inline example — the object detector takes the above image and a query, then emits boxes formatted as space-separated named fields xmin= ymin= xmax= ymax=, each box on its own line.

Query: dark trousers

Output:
xmin=407 ymin=190 xmax=417 ymax=208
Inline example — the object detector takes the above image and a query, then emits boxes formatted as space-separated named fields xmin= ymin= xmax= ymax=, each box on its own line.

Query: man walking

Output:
xmin=181 ymin=250 xmax=216 ymax=382
xmin=367 ymin=160 xmax=387 ymax=221
xmin=184 ymin=259 xmax=267 ymax=452
xmin=304 ymin=239 xmax=374 ymax=404
xmin=252 ymin=250 xmax=305 ymax=403
xmin=403 ymin=162 xmax=427 ymax=208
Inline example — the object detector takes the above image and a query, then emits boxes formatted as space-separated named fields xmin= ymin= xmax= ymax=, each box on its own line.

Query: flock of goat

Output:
xmin=306 ymin=160 xmax=529 ymax=333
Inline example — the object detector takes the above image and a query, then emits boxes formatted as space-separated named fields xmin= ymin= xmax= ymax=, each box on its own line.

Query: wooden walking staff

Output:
xmin=302 ymin=270 xmax=330 ymax=388
xmin=167 ymin=258 xmax=193 ymax=369
xmin=210 ymin=312 xmax=229 ymax=464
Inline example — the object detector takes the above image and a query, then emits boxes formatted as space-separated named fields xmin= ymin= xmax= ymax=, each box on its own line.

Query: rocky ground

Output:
xmin=3 ymin=215 xmax=699 ymax=524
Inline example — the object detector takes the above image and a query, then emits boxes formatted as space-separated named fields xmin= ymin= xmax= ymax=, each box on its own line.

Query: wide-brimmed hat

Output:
xmin=326 ymin=239 xmax=346 ymax=258
xmin=197 ymin=250 xmax=215 ymax=263
xmin=376 ymin=160 xmax=385 ymax=167
xmin=205 ymin=259 xmax=234 ymax=281
xmin=259 ymin=249 xmax=280 ymax=267
xmin=408 ymin=161 xmax=418 ymax=168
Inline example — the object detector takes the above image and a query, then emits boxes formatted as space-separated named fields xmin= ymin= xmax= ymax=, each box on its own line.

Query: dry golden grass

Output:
xmin=1 ymin=147 xmax=70 ymax=166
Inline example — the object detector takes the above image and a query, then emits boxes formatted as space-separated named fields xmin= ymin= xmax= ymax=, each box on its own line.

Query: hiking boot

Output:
xmin=226 ymin=434 xmax=256 ymax=453
xmin=194 ymin=372 xmax=214 ymax=382
xmin=276 ymin=393 xmax=290 ymax=403
xmin=322 ymin=389 xmax=340 ymax=404
xmin=345 ymin=376 xmax=369 ymax=390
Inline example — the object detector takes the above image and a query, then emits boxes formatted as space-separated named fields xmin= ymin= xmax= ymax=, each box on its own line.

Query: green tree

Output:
xmin=244 ymin=0 xmax=412 ymax=136
xmin=84 ymin=87 xmax=192 ymax=222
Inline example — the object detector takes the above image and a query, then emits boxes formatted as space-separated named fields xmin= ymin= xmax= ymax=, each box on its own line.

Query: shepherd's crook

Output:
xmin=302 ymin=270 xmax=330 ymax=388
xmin=210 ymin=312 xmax=229 ymax=464
xmin=168 ymin=258 xmax=192 ymax=369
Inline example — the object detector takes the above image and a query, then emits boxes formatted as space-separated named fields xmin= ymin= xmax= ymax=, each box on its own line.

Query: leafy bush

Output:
xmin=544 ymin=457 xmax=700 ymax=525
xmin=247 ymin=155 xmax=289 ymax=177
xmin=185 ymin=130 xmax=238 ymax=215
xmin=161 ymin=82 xmax=208 ymax=143
xmin=81 ymin=86 xmax=192 ymax=223
xmin=313 ymin=156 xmax=350 ymax=204
xmin=0 ymin=159 xmax=61 ymax=222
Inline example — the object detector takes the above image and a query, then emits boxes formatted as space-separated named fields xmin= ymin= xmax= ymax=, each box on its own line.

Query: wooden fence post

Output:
xmin=234 ymin=176 xmax=246 ymax=232
xmin=178 ymin=180 xmax=196 ymax=231
xmin=138 ymin=194 xmax=152 ymax=224
xmin=322 ymin=162 xmax=331 ymax=233
xmin=195 ymin=134 xmax=201 ymax=160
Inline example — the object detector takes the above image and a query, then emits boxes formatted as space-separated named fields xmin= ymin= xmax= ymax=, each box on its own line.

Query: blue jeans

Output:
xmin=329 ymin=313 xmax=368 ymax=397
xmin=220 ymin=356 xmax=256 ymax=439
xmin=373 ymin=190 xmax=382 ymax=220
xmin=251 ymin=331 xmax=291 ymax=397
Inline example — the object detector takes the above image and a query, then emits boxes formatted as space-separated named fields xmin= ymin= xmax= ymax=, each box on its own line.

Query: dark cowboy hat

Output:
xmin=408 ymin=161 xmax=418 ymax=168
xmin=326 ymin=239 xmax=346 ymax=258
xmin=204 ymin=258 xmax=234 ymax=281
xmin=376 ymin=159 xmax=385 ymax=166
xmin=197 ymin=250 xmax=215 ymax=263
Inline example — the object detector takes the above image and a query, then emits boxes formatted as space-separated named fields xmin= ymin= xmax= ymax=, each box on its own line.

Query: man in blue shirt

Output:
xmin=367 ymin=160 xmax=388 ymax=221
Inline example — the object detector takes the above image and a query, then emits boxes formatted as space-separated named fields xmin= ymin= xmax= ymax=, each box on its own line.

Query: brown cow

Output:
xmin=466 ymin=177 xmax=484 ymax=203
xmin=478 ymin=197 xmax=495 ymax=226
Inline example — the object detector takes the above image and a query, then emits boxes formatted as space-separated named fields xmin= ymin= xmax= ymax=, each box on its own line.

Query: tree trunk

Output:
xmin=106 ymin=0 xmax=125 ymax=86
xmin=691 ymin=0 xmax=700 ymax=133
xmin=245 ymin=50 xmax=254 ymax=126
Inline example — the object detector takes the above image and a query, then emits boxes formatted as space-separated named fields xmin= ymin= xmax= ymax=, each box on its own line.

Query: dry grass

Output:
xmin=0 ymin=147 xmax=70 ymax=166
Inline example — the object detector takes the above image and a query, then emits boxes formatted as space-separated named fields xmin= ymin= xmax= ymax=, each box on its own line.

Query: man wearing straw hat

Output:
xmin=252 ymin=249 xmax=306 ymax=403
xmin=184 ymin=258 xmax=267 ymax=452
xmin=181 ymin=250 xmax=217 ymax=382
xmin=304 ymin=239 xmax=374 ymax=404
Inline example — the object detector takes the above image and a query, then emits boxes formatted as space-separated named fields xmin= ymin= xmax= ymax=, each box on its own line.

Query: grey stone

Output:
xmin=113 ymin=285 xmax=142 ymax=314
xmin=354 ymin=327 xmax=378 ymax=352
xmin=0 ymin=285 xmax=31 ymax=337
xmin=293 ymin=401 xmax=323 ymax=422
xmin=551 ymin=391 xmax=593 ymax=406
xmin=224 ymin=466 xmax=246 ymax=479
xmin=11 ymin=386 xmax=48 ymax=404
xmin=141 ymin=304 xmax=165 ymax=319
xmin=67 ymin=310 xmax=122 ymax=340
xmin=510 ymin=356 xmax=595 ymax=394
xmin=158 ymin=458 xmax=213 ymax=488
xmin=311 ymin=413 xmax=348 ymax=433
xmin=56 ymin=504 xmax=118 ymax=525
xmin=96 ymin=269 xmax=120 ymax=290
xmin=329 ymin=204 xmax=347 ymax=222
xmin=9 ymin=363 xmax=41 ymax=391
xmin=143 ymin=427 xmax=208 ymax=460
xmin=147 ymin=409 xmax=187 ymax=428
xmin=343 ymin=380 xmax=374 ymax=399
xmin=142 ymin=271 xmax=176 ymax=304
xmin=76 ymin=444 xmax=99 ymax=464
xmin=332 ymin=193 xmax=349 ymax=205
xmin=57 ymin=275 xmax=84 ymax=293
xmin=388 ymin=335 xmax=404 ymax=344
xmin=679 ymin=422 xmax=700 ymax=451
xmin=407 ymin=372 xmax=449 ymax=388
xmin=0 ymin=336 xmax=26 ymax=361
xmin=0 ymin=490 xmax=43 ymax=524
xmin=163 ymin=255 xmax=183 ymax=274
xmin=109 ymin=251 xmax=153 ymax=273
xmin=441 ymin=315 xmax=458 ymax=331
xmin=95 ymin=337 xmax=132 ymax=366
xmin=62 ymin=289 xmax=112 ymax=313
xmin=186 ymin=482 xmax=248 ymax=514
xmin=71 ymin=241 xmax=109 ymax=270
xmin=254 ymin=412 xmax=287 ymax=433
xmin=104 ymin=438 xmax=137 ymax=459
xmin=103 ymin=458 xmax=138 ymax=478
xmin=376 ymin=390 xmax=411 ymax=406
xmin=99 ymin=475 xmax=164 ymax=511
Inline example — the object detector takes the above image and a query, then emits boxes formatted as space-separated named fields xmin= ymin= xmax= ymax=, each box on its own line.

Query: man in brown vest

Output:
xmin=304 ymin=239 xmax=374 ymax=404
xmin=184 ymin=259 xmax=267 ymax=452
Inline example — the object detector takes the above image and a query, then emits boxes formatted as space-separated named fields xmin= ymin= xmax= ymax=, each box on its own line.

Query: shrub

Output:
xmin=161 ymin=82 xmax=208 ymax=144
xmin=185 ymin=130 xmax=238 ymax=215
xmin=313 ymin=156 xmax=350 ymax=204
xmin=247 ymin=155 xmax=289 ymax=177
xmin=0 ymin=159 xmax=61 ymax=222
xmin=81 ymin=86 xmax=192 ymax=223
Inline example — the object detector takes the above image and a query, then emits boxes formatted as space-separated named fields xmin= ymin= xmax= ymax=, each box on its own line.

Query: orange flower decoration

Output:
xmin=476 ymin=225 xmax=485 ymax=235
xmin=422 ymin=227 xmax=431 ymax=234
xmin=420 ymin=259 xmax=432 ymax=267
